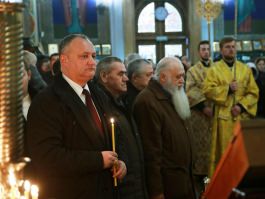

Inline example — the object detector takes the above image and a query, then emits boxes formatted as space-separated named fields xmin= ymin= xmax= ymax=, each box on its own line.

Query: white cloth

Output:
xmin=23 ymin=94 xmax=31 ymax=120
xmin=62 ymin=74 xmax=100 ymax=119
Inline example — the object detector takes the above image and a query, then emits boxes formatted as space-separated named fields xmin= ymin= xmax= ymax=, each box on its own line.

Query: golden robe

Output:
xmin=186 ymin=61 xmax=213 ymax=175
xmin=203 ymin=59 xmax=259 ymax=177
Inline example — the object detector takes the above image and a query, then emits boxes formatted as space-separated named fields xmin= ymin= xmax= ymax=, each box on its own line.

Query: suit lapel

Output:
xmin=53 ymin=74 xmax=104 ymax=146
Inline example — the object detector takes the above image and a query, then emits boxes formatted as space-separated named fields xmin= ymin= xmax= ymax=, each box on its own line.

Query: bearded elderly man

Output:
xmin=133 ymin=57 xmax=196 ymax=199
xmin=203 ymin=37 xmax=259 ymax=177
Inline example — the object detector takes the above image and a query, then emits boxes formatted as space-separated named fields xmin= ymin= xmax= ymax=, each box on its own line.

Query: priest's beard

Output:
xmin=223 ymin=55 xmax=235 ymax=63
xmin=163 ymin=81 xmax=191 ymax=120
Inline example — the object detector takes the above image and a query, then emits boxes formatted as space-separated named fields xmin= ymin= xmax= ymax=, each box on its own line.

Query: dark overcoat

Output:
xmin=97 ymin=84 xmax=148 ymax=199
xmin=133 ymin=79 xmax=196 ymax=199
xmin=26 ymin=74 xmax=114 ymax=199
xmin=122 ymin=81 xmax=140 ymax=114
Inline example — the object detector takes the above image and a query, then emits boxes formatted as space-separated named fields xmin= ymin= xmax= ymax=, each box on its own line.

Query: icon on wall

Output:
xmin=252 ymin=40 xmax=262 ymax=50
xmin=242 ymin=41 xmax=252 ymax=51
xmin=48 ymin=44 xmax=59 ymax=56
xmin=95 ymin=45 xmax=101 ymax=56
xmin=102 ymin=44 xmax=111 ymax=55
xmin=236 ymin=41 xmax=242 ymax=51
xmin=52 ymin=0 xmax=98 ymax=38
xmin=213 ymin=42 xmax=220 ymax=52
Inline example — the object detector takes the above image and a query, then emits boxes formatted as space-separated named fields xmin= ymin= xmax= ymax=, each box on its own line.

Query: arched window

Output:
xmin=136 ymin=1 xmax=187 ymax=62
xmin=137 ymin=2 xmax=183 ymax=33
xmin=137 ymin=3 xmax=155 ymax=33
xmin=165 ymin=2 xmax=182 ymax=32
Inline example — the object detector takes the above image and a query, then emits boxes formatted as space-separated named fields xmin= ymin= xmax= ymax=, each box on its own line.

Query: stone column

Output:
xmin=188 ymin=0 xmax=202 ymax=64
xmin=201 ymin=19 xmax=214 ymax=56
xmin=109 ymin=0 xmax=125 ymax=59
xmin=122 ymin=0 xmax=136 ymax=57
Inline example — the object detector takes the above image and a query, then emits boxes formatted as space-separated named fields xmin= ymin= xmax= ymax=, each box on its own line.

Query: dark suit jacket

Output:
xmin=97 ymin=84 xmax=148 ymax=199
xmin=26 ymin=74 xmax=114 ymax=199
xmin=133 ymin=79 xmax=196 ymax=199
xmin=122 ymin=81 xmax=140 ymax=114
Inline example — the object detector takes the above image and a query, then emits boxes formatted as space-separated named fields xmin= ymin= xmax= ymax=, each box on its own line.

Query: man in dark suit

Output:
xmin=26 ymin=34 xmax=126 ymax=199
xmin=133 ymin=57 xmax=196 ymax=199
xmin=94 ymin=56 xmax=148 ymax=199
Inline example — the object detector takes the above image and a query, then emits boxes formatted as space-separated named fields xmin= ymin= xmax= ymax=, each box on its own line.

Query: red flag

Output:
xmin=238 ymin=15 xmax=252 ymax=33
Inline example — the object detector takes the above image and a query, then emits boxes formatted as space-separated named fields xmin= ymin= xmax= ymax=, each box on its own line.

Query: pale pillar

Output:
xmin=122 ymin=0 xmax=136 ymax=57
xmin=214 ymin=11 xmax=224 ymax=41
xmin=188 ymin=0 xmax=202 ymax=64
xmin=109 ymin=0 xmax=125 ymax=59
xmin=201 ymin=19 xmax=214 ymax=56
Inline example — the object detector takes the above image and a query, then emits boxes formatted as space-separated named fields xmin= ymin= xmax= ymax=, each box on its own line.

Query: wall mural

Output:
xmin=224 ymin=0 xmax=265 ymax=34
xmin=52 ymin=0 xmax=98 ymax=38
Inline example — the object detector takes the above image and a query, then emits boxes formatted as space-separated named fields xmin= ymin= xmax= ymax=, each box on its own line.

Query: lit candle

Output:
xmin=30 ymin=185 xmax=39 ymax=199
xmin=15 ymin=187 xmax=21 ymax=198
xmin=0 ymin=185 xmax=4 ymax=198
xmin=24 ymin=180 xmax=30 ymax=199
xmin=8 ymin=168 xmax=16 ymax=187
xmin=8 ymin=167 xmax=16 ymax=199
xmin=110 ymin=118 xmax=117 ymax=187
xmin=110 ymin=118 xmax=116 ymax=153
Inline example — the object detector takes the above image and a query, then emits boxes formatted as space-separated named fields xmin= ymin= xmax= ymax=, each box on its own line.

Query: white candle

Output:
xmin=8 ymin=168 xmax=16 ymax=187
xmin=110 ymin=118 xmax=116 ymax=152
xmin=30 ymin=185 xmax=39 ymax=199
xmin=24 ymin=180 xmax=30 ymax=199
xmin=110 ymin=118 xmax=117 ymax=187
xmin=8 ymin=168 xmax=16 ymax=199
xmin=0 ymin=185 xmax=4 ymax=198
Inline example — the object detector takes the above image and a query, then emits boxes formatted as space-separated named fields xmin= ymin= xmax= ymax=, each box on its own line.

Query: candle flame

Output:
xmin=24 ymin=180 xmax=31 ymax=191
xmin=30 ymin=185 xmax=39 ymax=198
xmin=110 ymin=118 xmax=114 ymax=123
xmin=8 ymin=167 xmax=16 ymax=186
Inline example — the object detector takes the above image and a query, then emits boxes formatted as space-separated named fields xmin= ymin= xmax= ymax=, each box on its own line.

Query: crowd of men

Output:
xmin=22 ymin=34 xmax=263 ymax=199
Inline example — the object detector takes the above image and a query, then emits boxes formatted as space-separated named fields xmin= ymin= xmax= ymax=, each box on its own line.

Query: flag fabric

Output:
xmin=237 ymin=0 xmax=255 ymax=32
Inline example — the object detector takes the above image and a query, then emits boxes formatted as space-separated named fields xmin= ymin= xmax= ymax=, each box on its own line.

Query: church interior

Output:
xmin=0 ymin=0 xmax=265 ymax=198
xmin=22 ymin=0 xmax=265 ymax=64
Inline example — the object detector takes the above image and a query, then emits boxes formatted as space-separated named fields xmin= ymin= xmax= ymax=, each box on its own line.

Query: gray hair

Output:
xmin=124 ymin=53 xmax=142 ymax=67
xmin=23 ymin=50 xmax=37 ymax=67
xmin=127 ymin=58 xmax=151 ymax=80
xmin=95 ymin=56 xmax=123 ymax=82
xmin=154 ymin=57 xmax=183 ymax=80
xmin=59 ymin=34 xmax=90 ymax=54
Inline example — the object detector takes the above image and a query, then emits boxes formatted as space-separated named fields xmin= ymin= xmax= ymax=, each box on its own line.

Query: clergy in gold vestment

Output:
xmin=186 ymin=40 xmax=214 ymax=196
xmin=203 ymin=37 xmax=259 ymax=177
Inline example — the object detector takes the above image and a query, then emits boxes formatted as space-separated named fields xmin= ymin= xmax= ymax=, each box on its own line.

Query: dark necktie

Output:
xmin=82 ymin=89 xmax=104 ymax=136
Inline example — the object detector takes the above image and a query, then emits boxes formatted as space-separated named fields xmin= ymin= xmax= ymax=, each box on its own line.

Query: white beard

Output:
xmin=164 ymin=84 xmax=191 ymax=120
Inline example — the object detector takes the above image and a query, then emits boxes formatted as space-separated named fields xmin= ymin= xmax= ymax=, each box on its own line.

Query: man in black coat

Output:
xmin=26 ymin=34 xmax=126 ymax=199
xmin=94 ymin=56 xmax=148 ymax=199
